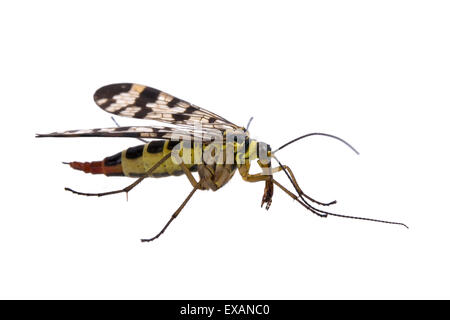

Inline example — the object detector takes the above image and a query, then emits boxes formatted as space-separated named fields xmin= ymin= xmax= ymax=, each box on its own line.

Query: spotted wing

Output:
xmin=36 ymin=125 xmax=222 ymax=142
xmin=93 ymin=83 xmax=241 ymax=131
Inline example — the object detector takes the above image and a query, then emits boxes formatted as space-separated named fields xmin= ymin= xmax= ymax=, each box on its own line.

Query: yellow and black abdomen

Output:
xmin=121 ymin=140 xmax=197 ymax=177
xmin=67 ymin=140 xmax=198 ymax=178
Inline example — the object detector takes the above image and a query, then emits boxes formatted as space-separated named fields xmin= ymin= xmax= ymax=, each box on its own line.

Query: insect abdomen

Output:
xmin=67 ymin=151 xmax=124 ymax=176
xmin=122 ymin=140 xmax=197 ymax=177
xmin=68 ymin=140 xmax=198 ymax=178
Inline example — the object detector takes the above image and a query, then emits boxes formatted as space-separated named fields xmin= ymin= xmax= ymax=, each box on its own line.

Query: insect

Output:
xmin=36 ymin=83 xmax=408 ymax=241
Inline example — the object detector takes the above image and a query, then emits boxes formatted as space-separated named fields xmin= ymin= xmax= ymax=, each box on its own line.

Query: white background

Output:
xmin=1 ymin=1 xmax=449 ymax=299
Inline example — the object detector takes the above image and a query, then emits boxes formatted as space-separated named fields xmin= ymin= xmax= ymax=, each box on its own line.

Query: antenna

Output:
xmin=246 ymin=117 xmax=254 ymax=131
xmin=273 ymin=132 xmax=359 ymax=155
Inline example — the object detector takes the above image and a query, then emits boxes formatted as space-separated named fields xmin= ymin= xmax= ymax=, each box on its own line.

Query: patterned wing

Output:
xmin=36 ymin=125 xmax=222 ymax=142
xmin=93 ymin=83 xmax=241 ymax=131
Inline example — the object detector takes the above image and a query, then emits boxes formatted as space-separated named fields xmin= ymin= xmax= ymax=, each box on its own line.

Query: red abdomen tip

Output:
xmin=68 ymin=161 xmax=104 ymax=174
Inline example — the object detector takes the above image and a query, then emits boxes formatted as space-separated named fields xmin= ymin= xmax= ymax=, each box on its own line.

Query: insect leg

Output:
xmin=65 ymin=153 xmax=171 ymax=197
xmin=141 ymin=184 xmax=199 ymax=242
xmin=239 ymin=170 xmax=273 ymax=208
xmin=239 ymin=166 xmax=271 ymax=182
xmin=241 ymin=171 xmax=327 ymax=212
xmin=240 ymin=174 xmax=270 ymax=182
xmin=269 ymin=165 xmax=336 ymax=206
xmin=179 ymin=161 xmax=199 ymax=188
xmin=272 ymin=179 xmax=328 ymax=217
xmin=274 ymin=178 xmax=408 ymax=227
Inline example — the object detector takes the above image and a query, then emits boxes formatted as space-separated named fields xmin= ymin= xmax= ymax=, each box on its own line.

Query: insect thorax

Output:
xmin=194 ymin=138 xmax=271 ymax=191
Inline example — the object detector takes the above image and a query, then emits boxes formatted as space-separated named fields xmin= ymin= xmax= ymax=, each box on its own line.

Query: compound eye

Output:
xmin=258 ymin=143 xmax=271 ymax=164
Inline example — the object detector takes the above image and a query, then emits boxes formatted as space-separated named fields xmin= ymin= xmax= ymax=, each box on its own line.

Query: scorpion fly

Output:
xmin=36 ymin=83 xmax=407 ymax=241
